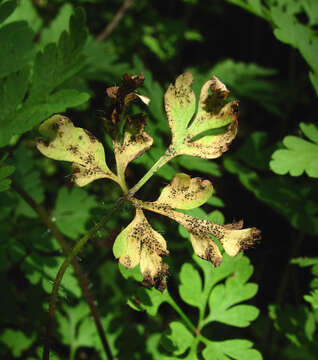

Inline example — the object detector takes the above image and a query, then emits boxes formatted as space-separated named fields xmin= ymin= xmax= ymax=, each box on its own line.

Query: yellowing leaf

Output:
xmin=156 ymin=173 xmax=213 ymax=210
xmin=164 ymin=72 xmax=196 ymax=147
xmin=133 ymin=199 xmax=260 ymax=266
xmin=190 ymin=232 xmax=222 ymax=266
xmin=164 ymin=73 xmax=238 ymax=159
xmin=113 ymin=115 xmax=153 ymax=183
xmin=113 ymin=209 xmax=169 ymax=290
xmin=36 ymin=115 xmax=118 ymax=186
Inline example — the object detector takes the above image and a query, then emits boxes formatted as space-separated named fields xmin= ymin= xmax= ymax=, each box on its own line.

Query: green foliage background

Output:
xmin=0 ymin=0 xmax=317 ymax=359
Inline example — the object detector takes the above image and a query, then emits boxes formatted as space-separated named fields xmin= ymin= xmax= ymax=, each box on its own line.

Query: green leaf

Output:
xmin=39 ymin=3 xmax=73 ymax=47
xmin=12 ymin=147 xmax=44 ymax=218
xmin=269 ymin=304 xmax=317 ymax=347
xmin=0 ymin=7 xmax=90 ymax=147
xmin=54 ymin=187 xmax=98 ymax=239
xmin=291 ymin=257 xmax=318 ymax=267
xmin=178 ymin=155 xmax=222 ymax=177
xmin=304 ymin=290 xmax=318 ymax=309
xmin=4 ymin=0 xmax=42 ymax=33
xmin=224 ymin=137 xmax=318 ymax=235
xmin=37 ymin=115 xmax=117 ymax=186
xmin=203 ymin=339 xmax=262 ymax=360
xmin=131 ymin=287 xmax=171 ymax=316
xmin=270 ymin=123 xmax=318 ymax=177
xmin=56 ymin=301 xmax=92 ymax=353
xmin=156 ymin=173 xmax=213 ymax=210
xmin=162 ymin=321 xmax=194 ymax=356
xmin=0 ymin=159 xmax=14 ymax=191
xmin=20 ymin=234 xmax=81 ymax=297
xmin=113 ymin=209 xmax=169 ymax=289
xmin=179 ymin=263 xmax=203 ymax=308
xmin=0 ymin=1 xmax=16 ymax=25
xmin=203 ymin=256 xmax=259 ymax=327
xmin=0 ymin=21 xmax=34 ymax=78
xmin=0 ymin=329 xmax=35 ymax=357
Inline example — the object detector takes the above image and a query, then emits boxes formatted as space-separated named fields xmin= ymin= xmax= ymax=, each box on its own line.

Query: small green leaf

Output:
xmin=179 ymin=263 xmax=203 ymax=308
xmin=132 ymin=287 xmax=171 ymax=316
xmin=203 ymin=256 xmax=259 ymax=327
xmin=0 ymin=1 xmax=16 ymax=25
xmin=0 ymin=329 xmax=35 ymax=357
xmin=0 ymin=7 xmax=90 ymax=147
xmin=270 ymin=122 xmax=318 ymax=178
xmin=0 ymin=21 xmax=34 ymax=78
xmin=156 ymin=173 xmax=213 ymax=209
xmin=12 ymin=147 xmax=44 ymax=218
xmin=178 ymin=155 xmax=222 ymax=176
xmin=37 ymin=115 xmax=117 ymax=186
xmin=39 ymin=3 xmax=73 ymax=47
xmin=203 ymin=339 xmax=262 ymax=360
xmin=0 ymin=164 xmax=14 ymax=191
xmin=291 ymin=257 xmax=318 ymax=267
xmin=304 ymin=290 xmax=318 ymax=309
xmin=4 ymin=0 xmax=42 ymax=33
xmin=53 ymin=187 xmax=98 ymax=239
xmin=113 ymin=209 xmax=169 ymax=289
xmin=162 ymin=321 xmax=194 ymax=356
xmin=56 ymin=302 xmax=91 ymax=351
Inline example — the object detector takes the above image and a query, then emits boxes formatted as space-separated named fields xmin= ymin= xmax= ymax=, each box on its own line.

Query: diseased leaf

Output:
xmin=105 ymin=72 xmax=146 ymax=125
xmin=135 ymin=199 xmax=260 ymax=267
xmin=164 ymin=72 xmax=196 ymax=146
xmin=37 ymin=115 xmax=118 ymax=186
xmin=165 ymin=73 xmax=238 ymax=159
xmin=113 ymin=114 xmax=153 ymax=182
xmin=270 ymin=122 xmax=318 ymax=178
xmin=156 ymin=173 xmax=213 ymax=210
xmin=113 ymin=209 xmax=169 ymax=290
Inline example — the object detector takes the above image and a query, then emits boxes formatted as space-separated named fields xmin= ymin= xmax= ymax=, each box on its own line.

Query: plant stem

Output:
xmin=10 ymin=180 xmax=115 ymax=360
xmin=168 ymin=296 xmax=196 ymax=332
xmin=41 ymin=199 xmax=124 ymax=360
xmin=128 ymin=148 xmax=175 ymax=197
xmin=95 ymin=0 xmax=135 ymax=42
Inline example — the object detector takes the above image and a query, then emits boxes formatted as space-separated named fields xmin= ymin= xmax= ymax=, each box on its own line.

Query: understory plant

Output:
xmin=36 ymin=71 xmax=261 ymax=358
xmin=4 ymin=1 xmax=318 ymax=359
